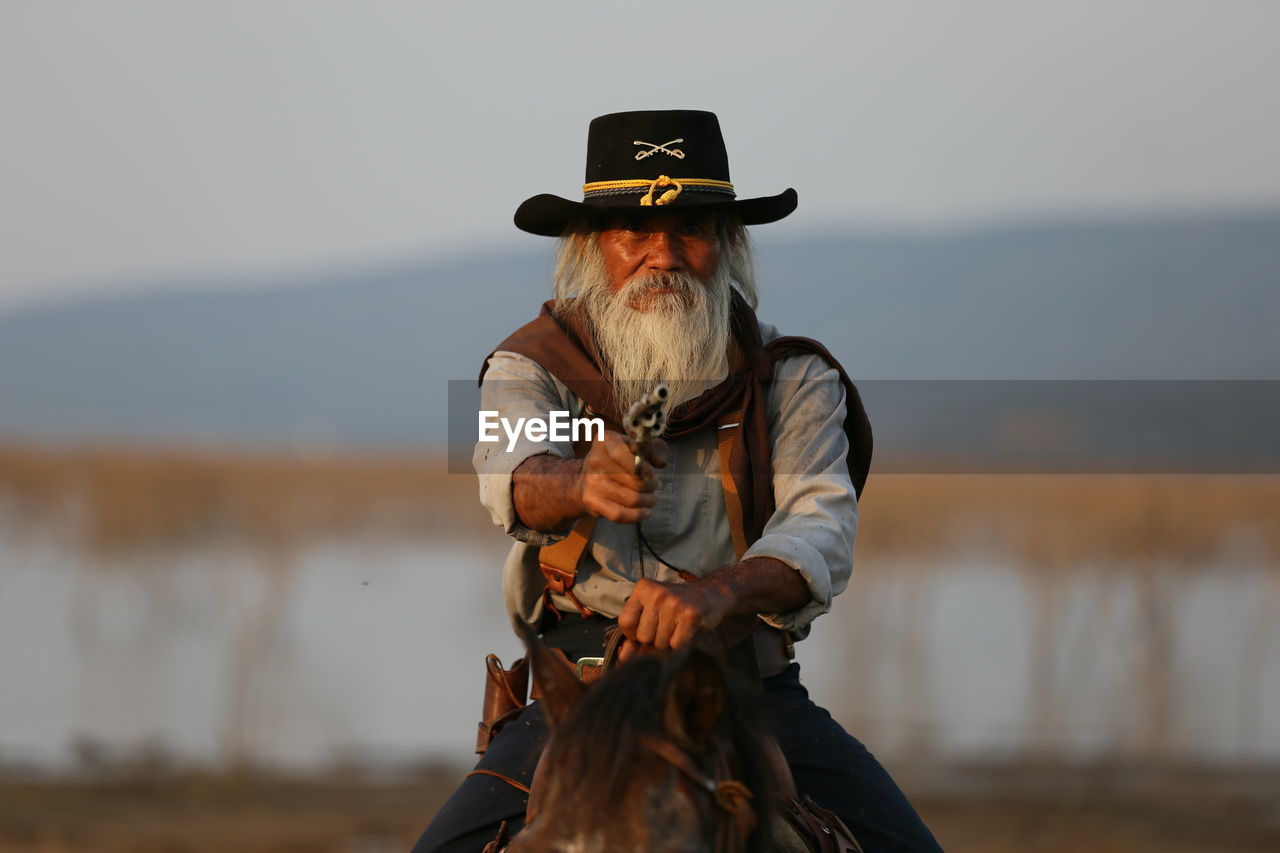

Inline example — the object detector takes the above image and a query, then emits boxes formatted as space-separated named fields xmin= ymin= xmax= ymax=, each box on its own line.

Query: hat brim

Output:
xmin=513 ymin=188 xmax=798 ymax=237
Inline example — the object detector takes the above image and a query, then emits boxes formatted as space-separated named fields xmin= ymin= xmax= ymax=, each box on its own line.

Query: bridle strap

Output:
xmin=508 ymin=734 xmax=758 ymax=853
xmin=639 ymin=734 xmax=757 ymax=850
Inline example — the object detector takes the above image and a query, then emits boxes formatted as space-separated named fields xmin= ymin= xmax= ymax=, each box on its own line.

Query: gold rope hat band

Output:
xmin=640 ymin=175 xmax=680 ymax=206
xmin=582 ymin=177 xmax=735 ymax=207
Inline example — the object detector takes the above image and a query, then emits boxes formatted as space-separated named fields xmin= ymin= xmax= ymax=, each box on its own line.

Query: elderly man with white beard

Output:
xmin=412 ymin=111 xmax=942 ymax=853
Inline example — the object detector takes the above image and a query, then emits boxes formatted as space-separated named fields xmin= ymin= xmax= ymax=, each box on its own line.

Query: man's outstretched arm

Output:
xmin=511 ymin=431 xmax=668 ymax=532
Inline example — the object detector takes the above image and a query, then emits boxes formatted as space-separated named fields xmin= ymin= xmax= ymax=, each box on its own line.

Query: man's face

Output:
xmin=596 ymin=212 xmax=722 ymax=311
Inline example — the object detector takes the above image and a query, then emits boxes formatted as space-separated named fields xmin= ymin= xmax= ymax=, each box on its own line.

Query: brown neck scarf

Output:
xmin=479 ymin=292 xmax=872 ymax=544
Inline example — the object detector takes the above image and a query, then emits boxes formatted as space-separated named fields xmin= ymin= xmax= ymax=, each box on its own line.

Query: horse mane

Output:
xmin=540 ymin=651 xmax=778 ymax=852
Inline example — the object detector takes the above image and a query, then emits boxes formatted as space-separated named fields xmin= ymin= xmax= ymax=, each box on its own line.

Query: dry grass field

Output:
xmin=3 ymin=441 xmax=1278 ymax=567
xmin=0 ymin=443 xmax=490 ymax=558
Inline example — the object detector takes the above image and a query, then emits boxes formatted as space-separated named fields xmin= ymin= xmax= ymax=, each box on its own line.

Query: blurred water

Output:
xmin=1 ymin=534 xmax=1277 ymax=773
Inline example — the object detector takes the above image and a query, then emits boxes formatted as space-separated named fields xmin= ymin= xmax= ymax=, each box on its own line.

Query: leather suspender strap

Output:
xmin=538 ymin=515 xmax=596 ymax=618
xmin=716 ymin=406 xmax=765 ymax=680
xmin=717 ymin=407 xmax=796 ymax=677
xmin=716 ymin=409 xmax=748 ymax=561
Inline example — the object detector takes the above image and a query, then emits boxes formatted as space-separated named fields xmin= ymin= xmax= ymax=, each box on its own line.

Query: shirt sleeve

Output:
xmin=744 ymin=353 xmax=859 ymax=635
xmin=473 ymin=350 xmax=580 ymax=547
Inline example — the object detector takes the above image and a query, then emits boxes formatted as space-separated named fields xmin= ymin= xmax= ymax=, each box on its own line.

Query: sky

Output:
xmin=2 ymin=1 xmax=1279 ymax=313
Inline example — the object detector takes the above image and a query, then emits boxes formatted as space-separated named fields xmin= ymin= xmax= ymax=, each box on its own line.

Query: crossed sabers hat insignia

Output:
xmin=634 ymin=138 xmax=685 ymax=160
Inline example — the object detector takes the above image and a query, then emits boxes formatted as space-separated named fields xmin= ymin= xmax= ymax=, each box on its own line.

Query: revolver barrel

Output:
xmin=624 ymin=383 xmax=669 ymax=473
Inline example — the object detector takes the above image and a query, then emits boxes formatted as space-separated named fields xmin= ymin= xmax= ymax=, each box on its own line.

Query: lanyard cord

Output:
xmin=636 ymin=520 xmax=689 ymax=576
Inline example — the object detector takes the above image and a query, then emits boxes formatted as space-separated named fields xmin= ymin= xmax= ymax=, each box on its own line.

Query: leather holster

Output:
xmin=475 ymin=653 xmax=529 ymax=755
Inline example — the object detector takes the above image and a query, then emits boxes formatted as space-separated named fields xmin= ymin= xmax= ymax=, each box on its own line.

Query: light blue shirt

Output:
xmin=473 ymin=322 xmax=858 ymax=642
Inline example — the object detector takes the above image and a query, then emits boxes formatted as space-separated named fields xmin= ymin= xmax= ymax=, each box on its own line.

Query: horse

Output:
xmin=490 ymin=625 xmax=862 ymax=853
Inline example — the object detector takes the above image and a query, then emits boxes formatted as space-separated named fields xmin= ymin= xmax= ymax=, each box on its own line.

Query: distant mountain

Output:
xmin=1 ymin=212 xmax=1278 ymax=466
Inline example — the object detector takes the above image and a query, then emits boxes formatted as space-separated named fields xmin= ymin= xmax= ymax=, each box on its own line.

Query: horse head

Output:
xmin=507 ymin=623 xmax=777 ymax=853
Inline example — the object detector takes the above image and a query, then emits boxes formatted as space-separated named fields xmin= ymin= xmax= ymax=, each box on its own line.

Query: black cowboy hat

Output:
xmin=514 ymin=109 xmax=798 ymax=237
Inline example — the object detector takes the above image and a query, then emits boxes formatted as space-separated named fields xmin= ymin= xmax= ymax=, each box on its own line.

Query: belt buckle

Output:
xmin=575 ymin=656 xmax=605 ymax=681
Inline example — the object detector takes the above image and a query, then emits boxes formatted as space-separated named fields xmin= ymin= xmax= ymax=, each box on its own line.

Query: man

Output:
xmin=414 ymin=110 xmax=941 ymax=852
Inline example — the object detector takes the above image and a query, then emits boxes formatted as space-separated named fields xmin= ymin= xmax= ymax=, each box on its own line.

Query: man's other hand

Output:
xmin=616 ymin=576 xmax=732 ymax=662
xmin=577 ymin=432 xmax=667 ymax=524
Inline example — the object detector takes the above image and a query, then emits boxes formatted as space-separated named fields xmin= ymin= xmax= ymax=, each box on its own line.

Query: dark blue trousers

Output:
xmin=412 ymin=663 xmax=942 ymax=853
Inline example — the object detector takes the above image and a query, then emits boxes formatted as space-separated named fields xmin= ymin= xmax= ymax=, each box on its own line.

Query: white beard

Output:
xmin=582 ymin=266 xmax=734 ymax=412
